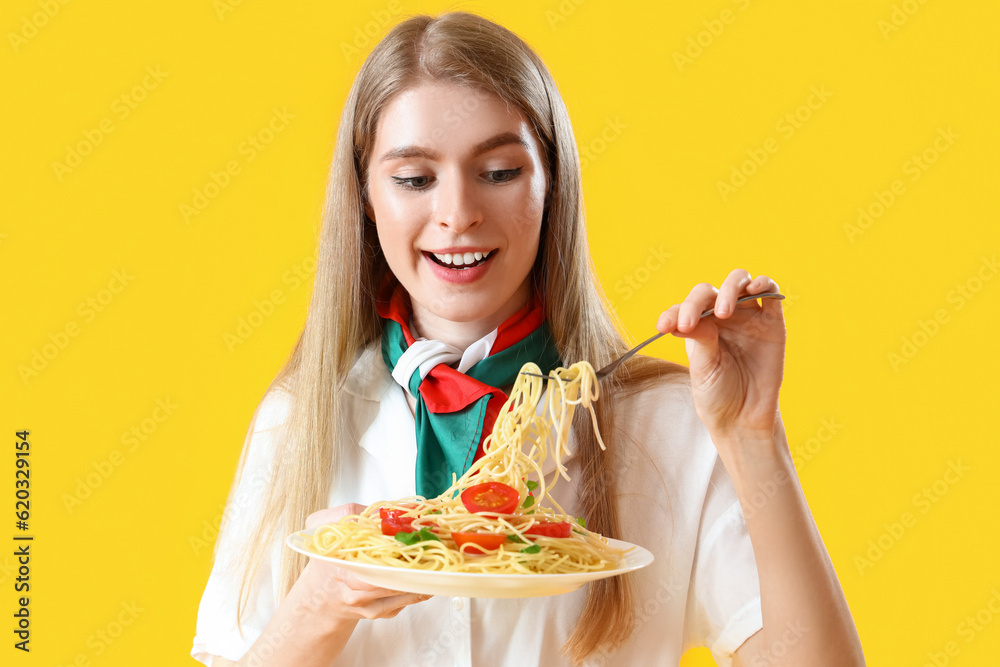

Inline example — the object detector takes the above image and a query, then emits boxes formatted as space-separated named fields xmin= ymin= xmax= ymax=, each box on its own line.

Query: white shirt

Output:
xmin=191 ymin=339 xmax=763 ymax=666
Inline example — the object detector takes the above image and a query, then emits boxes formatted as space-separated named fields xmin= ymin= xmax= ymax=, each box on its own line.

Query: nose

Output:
xmin=435 ymin=170 xmax=483 ymax=233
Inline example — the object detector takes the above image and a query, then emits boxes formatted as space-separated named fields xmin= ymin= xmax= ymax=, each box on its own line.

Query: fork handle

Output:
xmin=700 ymin=292 xmax=784 ymax=318
xmin=596 ymin=331 xmax=666 ymax=378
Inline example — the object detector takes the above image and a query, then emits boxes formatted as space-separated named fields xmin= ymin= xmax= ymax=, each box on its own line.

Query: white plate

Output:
xmin=286 ymin=527 xmax=654 ymax=598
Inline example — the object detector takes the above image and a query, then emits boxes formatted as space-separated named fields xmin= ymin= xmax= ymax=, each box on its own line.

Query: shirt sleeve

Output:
xmin=190 ymin=390 xmax=291 ymax=665
xmin=682 ymin=428 xmax=764 ymax=667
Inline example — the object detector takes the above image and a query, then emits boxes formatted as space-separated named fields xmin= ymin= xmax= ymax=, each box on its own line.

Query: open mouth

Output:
xmin=426 ymin=250 xmax=497 ymax=270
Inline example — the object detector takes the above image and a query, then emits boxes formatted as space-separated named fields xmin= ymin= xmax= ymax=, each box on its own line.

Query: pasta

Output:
xmin=300 ymin=360 xmax=630 ymax=574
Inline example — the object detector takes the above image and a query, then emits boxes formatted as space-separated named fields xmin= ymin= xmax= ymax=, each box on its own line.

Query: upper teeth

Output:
xmin=433 ymin=251 xmax=487 ymax=266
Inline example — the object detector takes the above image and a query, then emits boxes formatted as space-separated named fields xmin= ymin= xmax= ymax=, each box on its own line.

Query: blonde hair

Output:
xmin=218 ymin=10 xmax=686 ymax=664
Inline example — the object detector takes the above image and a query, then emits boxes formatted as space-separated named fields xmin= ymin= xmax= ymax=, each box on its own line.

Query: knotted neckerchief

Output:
xmin=376 ymin=275 xmax=562 ymax=498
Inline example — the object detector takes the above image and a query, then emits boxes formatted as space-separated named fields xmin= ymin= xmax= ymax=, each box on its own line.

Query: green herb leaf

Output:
xmin=417 ymin=527 xmax=441 ymax=543
xmin=394 ymin=531 xmax=419 ymax=546
xmin=521 ymin=544 xmax=542 ymax=554
xmin=525 ymin=480 xmax=539 ymax=492
xmin=394 ymin=527 xmax=441 ymax=548
xmin=522 ymin=495 xmax=535 ymax=509
xmin=507 ymin=534 xmax=528 ymax=544
xmin=576 ymin=516 xmax=586 ymax=527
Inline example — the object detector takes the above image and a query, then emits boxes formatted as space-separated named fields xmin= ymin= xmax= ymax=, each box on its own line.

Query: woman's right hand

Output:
xmin=296 ymin=503 xmax=432 ymax=625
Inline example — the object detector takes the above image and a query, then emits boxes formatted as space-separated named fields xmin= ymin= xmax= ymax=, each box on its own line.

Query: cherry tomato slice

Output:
xmin=380 ymin=515 xmax=415 ymax=536
xmin=379 ymin=504 xmax=415 ymax=520
xmin=524 ymin=520 xmax=572 ymax=538
xmin=460 ymin=482 xmax=519 ymax=515
xmin=452 ymin=531 xmax=507 ymax=554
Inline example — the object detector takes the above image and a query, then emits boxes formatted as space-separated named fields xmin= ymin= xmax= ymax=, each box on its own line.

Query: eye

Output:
xmin=486 ymin=167 xmax=523 ymax=183
xmin=392 ymin=175 xmax=433 ymax=191
xmin=390 ymin=167 xmax=523 ymax=191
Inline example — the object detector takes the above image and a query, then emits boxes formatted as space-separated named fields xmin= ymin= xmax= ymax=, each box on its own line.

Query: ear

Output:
xmin=364 ymin=198 xmax=375 ymax=223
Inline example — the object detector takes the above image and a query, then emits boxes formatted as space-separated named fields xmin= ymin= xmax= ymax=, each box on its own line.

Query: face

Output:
xmin=365 ymin=81 xmax=549 ymax=333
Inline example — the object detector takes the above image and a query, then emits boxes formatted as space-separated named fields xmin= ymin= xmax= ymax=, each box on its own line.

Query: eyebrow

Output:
xmin=377 ymin=131 xmax=529 ymax=164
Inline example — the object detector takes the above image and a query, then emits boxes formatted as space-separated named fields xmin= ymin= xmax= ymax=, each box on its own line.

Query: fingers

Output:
xmin=655 ymin=303 xmax=682 ymax=333
xmin=676 ymin=283 xmax=719 ymax=332
xmin=746 ymin=273 xmax=780 ymax=295
xmin=655 ymin=283 xmax=718 ymax=334
xmin=335 ymin=571 xmax=434 ymax=618
xmin=715 ymin=269 xmax=753 ymax=317
xmin=741 ymin=274 xmax=783 ymax=319
xmin=655 ymin=271 xmax=781 ymax=334
xmin=306 ymin=503 xmax=368 ymax=530
xmin=714 ymin=269 xmax=780 ymax=318
xmin=333 ymin=567 xmax=425 ymax=600
xmin=338 ymin=572 xmax=410 ymax=597
xmin=340 ymin=585 xmax=433 ymax=620
xmin=299 ymin=559 xmax=433 ymax=624
xmin=353 ymin=593 xmax=432 ymax=620
xmin=745 ymin=274 xmax=782 ymax=316
xmin=370 ymin=592 xmax=433 ymax=619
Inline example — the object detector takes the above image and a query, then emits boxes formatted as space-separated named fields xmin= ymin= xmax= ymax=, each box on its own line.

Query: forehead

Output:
xmin=373 ymin=82 xmax=540 ymax=160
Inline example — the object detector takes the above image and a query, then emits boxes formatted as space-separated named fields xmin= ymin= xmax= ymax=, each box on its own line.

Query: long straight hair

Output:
xmin=218 ymin=11 xmax=686 ymax=664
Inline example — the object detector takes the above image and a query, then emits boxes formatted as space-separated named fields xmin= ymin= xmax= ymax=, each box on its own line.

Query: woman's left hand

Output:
xmin=655 ymin=269 xmax=786 ymax=446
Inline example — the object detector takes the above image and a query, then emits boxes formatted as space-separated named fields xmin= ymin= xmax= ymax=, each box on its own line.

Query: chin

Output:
xmin=430 ymin=301 xmax=495 ymax=324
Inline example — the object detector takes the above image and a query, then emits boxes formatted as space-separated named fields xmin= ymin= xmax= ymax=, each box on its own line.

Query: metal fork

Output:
xmin=521 ymin=292 xmax=785 ymax=382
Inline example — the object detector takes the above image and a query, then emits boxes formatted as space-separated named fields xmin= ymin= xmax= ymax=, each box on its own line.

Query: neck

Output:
xmin=410 ymin=278 xmax=532 ymax=351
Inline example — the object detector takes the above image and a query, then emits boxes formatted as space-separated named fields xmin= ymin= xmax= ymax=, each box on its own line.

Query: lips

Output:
xmin=422 ymin=249 xmax=497 ymax=284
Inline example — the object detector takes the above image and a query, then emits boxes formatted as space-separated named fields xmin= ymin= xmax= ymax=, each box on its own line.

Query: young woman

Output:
xmin=191 ymin=11 xmax=865 ymax=667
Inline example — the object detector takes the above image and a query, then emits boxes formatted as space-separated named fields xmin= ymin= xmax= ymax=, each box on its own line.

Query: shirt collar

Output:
xmin=343 ymin=338 xmax=395 ymax=402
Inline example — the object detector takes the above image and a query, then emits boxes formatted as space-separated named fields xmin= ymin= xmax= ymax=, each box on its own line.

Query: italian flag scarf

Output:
xmin=376 ymin=275 xmax=562 ymax=498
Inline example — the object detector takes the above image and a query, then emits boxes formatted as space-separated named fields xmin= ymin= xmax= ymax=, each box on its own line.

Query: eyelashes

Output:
xmin=391 ymin=167 xmax=523 ymax=191
xmin=391 ymin=175 xmax=431 ymax=190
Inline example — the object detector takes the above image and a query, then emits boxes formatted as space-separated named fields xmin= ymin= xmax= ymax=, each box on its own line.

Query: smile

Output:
xmin=427 ymin=250 xmax=497 ymax=269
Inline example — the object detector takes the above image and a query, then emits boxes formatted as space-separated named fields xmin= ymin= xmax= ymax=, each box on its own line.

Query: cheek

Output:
xmin=371 ymin=184 xmax=422 ymax=261
xmin=508 ymin=183 xmax=545 ymax=246
xmin=376 ymin=221 xmax=418 ymax=269
xmin=503 ymin=215 xmax=542 ymax=273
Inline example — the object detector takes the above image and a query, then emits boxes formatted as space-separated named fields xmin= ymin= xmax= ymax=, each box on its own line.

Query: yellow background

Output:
xmin=3 ymin=0 xmax=998 ymax=664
